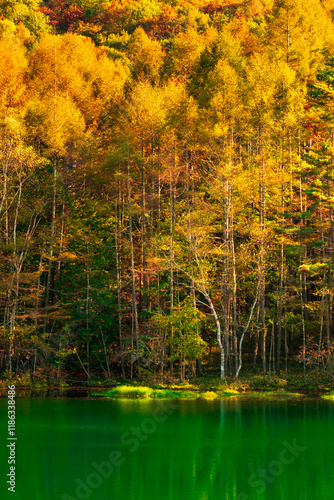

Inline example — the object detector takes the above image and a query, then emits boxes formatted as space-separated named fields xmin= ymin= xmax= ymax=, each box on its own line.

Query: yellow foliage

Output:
xmin=128 ymin=27 xmax=164 ymax=82
xmin=0 ymin=35 xmax=27 ymax=115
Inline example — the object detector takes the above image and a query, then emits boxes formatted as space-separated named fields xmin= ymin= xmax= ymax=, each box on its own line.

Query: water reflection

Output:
xmin=0 ymin=398 xmax=333 ymax=500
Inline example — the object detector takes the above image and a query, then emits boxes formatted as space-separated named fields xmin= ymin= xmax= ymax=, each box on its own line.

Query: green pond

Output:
xmin=0 ymin=397 xmax=333 ymax=500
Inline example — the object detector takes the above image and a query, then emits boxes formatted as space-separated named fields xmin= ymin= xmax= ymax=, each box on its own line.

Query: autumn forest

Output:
xmin=2 ymin=0 xmax=334 ymax=385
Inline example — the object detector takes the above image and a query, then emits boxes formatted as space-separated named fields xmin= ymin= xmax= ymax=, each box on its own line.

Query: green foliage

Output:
xmin=153 ymin=297 xmax=208 ymax=361
xmin=322 ymin=392 xmax=334 ymax=400
xmin=93 ymin=385 xmax=199 ymax=399
xmin=0 ymin=0 xmax=50 ymax=36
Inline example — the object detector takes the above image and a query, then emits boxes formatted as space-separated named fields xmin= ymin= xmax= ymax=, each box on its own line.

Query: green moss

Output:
xmin=94 ymin=385 xmax=153 ymax=398
xmin=201 ymin=391 xmax=218 ymax=400
xmin=177 ymin=391 xmax=200 ymax=400
xmin=217 ymin=389 xmax=240 ymax=397
xmin=169 ymin=383 xmax=198 ymax=391
xmin=93 ymin=385 xmax=202 ymax=400
xmin=93 ymin=384 xmax=306 ymax=400
xmin=151 ymin=389 xmax=180 ymax=399
xmin=241 ymin=389 xmax=304 ymax=399
xmin=322 ymin=392 xmax=334 ymax=400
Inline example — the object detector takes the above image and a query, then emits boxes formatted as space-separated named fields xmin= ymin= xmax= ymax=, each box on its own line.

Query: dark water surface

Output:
xmin=0 ymin=397 xmax=333 ymax=500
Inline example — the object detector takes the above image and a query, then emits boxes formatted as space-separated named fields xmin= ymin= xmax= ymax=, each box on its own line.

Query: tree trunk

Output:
xmin=127 ymin=161 xmax=140 ymax=375
xmin=44 ymin=151 xmax=57 ymax=332
xmin=115 ymin=195 xmax=125 ymax=378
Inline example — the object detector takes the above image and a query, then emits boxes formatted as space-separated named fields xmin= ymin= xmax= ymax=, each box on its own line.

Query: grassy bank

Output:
xmin=322 ymin=392 xmax=334 ymax=401
xmin=92 ymin=384 xmax=307 ymax=400
xmin=89 ymin=369 xmax=334 ymax=400
xmin=1 ymin=367 xmax=333 ymax=399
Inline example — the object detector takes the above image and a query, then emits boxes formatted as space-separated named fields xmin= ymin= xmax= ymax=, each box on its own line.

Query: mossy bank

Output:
xmin=92 ymin=385 xmax=307 ymax=400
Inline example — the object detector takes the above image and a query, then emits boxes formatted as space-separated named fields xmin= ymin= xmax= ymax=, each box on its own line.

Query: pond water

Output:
xmin=0 ymin=397 xmax=333 ymax=500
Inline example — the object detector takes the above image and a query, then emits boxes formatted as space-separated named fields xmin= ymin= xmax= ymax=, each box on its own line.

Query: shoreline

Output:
xmin=0 ymin=383 xmax=333 ymax=400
